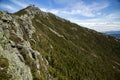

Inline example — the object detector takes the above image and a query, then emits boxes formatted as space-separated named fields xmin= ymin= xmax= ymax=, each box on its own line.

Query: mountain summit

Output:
xmin=14 ymin=5 xmax=48 ymax=18
xmin=0 ymin=6 xmax=120 ymax=80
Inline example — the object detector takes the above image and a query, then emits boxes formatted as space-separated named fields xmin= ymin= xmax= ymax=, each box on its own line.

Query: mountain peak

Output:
xmin=14 ymin=5 xmax=46 ymax=16
xmin=25 ymin=5 xmax=42 ymax=14
xmin=14 ymin=5 xmax=49 ymax=18
xmin=25 ymin=4 xmax=40 ymax=11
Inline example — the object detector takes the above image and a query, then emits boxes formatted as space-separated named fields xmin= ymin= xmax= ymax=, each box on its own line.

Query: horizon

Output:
xmin=0 ymin=0 xmax=120 ymax=32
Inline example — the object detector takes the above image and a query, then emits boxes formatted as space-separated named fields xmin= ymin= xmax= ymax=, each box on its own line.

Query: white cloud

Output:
xmin=68 ymin=1 xmax=108 ymax=17
xmin=48 ymin=9 xmax=59 ymax=14
xmin=53 ymin=0 xmax=77 ymax=4
xmin=9 ymin=0 xmax=27 ymax=8
xmin=49 ymin=1 xmax=109 ymax=17
xmin=0 ymin=4 xmax=17 ymax=11
xmin=0 ymin=0 xmax=28 ymax=12
xmin=74 ymin=21 xmax=120 ymax=32
xmin=40 ymin=8 xmax=47 ymax=12
xmin=107 ymin=12 xmax=120 ymax=19
xmin=67 ymin=16 xmax=120 ymax=32
xmin=67 ymin=11 xmax=120 ymax=24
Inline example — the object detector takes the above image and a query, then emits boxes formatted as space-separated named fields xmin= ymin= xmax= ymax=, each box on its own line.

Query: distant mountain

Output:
xmin=104 ymin=31 xmax=120 ymax=39
xmin=0 ymin=5 xmax=120 ymax=80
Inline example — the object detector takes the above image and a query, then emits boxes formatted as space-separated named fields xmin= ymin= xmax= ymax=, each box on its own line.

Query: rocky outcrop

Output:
xmin=0 ymin=10 xmax=50 ymax=80
xmin=0 ymin=11 xmax=33 ymax=80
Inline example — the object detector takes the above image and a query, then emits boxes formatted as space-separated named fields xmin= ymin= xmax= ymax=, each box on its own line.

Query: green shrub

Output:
xmin=0 ymin=58 xmax=12 ymax=80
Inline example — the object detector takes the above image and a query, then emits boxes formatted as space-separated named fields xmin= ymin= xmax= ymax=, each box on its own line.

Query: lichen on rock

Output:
xmin=0 ymin=11 xmax=33 ymax=80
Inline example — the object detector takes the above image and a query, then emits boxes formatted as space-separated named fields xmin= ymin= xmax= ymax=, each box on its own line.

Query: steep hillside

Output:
xmin=0 ymin=5 xmax=120 ymax=80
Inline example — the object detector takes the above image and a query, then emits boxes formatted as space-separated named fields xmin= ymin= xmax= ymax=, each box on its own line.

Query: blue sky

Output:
xmin=0 ymin=0 xmax=120 ymax=32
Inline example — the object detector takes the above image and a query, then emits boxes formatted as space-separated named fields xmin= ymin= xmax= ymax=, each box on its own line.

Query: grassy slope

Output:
xmin=13 ymin=9 xmax=120 ymax=80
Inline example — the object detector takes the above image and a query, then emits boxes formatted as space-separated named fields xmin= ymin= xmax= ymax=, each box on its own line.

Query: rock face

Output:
xmin=0 ymin=9 xmax=51 ymax=80
xmin=0 ymin=6 xmax=120 ymax=80
xmin=0 ymin=11 xmax=33 ymax=80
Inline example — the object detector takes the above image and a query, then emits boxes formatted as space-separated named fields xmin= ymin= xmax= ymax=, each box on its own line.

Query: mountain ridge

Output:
xmin=0 ymin=6 xmax=120 ymax=80
xmin=103 ymin=30 xmax=120 ymax=39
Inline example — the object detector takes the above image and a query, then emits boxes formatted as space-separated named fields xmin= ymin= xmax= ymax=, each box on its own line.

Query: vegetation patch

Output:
xmin=0 ymin=58 xmax=12 ymax=80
